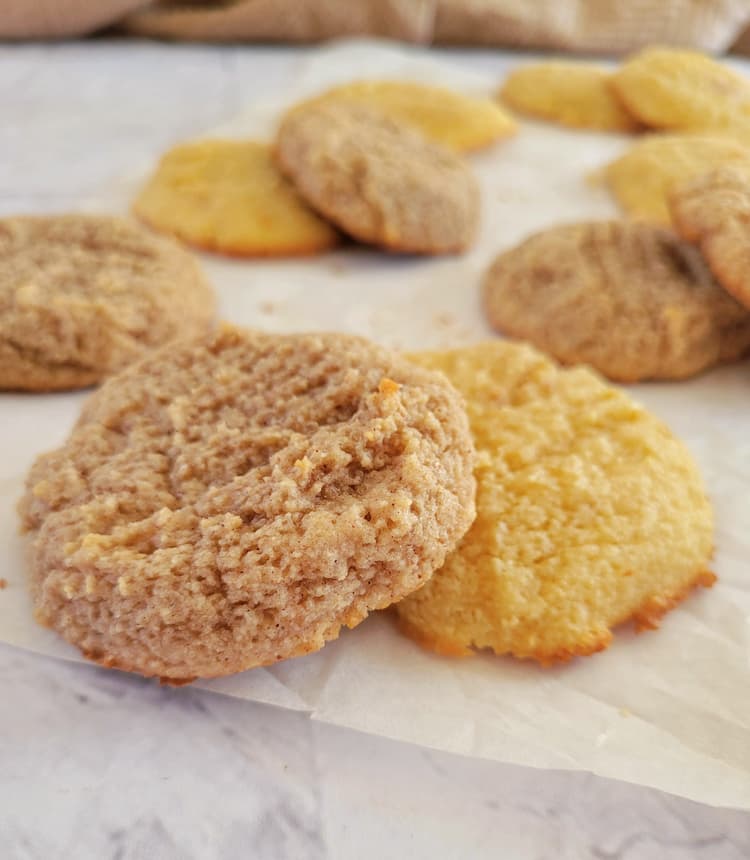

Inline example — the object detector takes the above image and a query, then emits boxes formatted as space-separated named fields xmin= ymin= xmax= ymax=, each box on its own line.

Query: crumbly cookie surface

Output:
xmin=19 ymin=325 xmax=476 ymax=682
xmin=275 ymin=101 xmax=480 ymax=254
xmin=0 ymin=214 xmax=215 ymax=391
xmin=482 ymin=220 xmax=750 ymax=382
xmin=289 ymin=79 xmax=516 ymax=152
xmin=500 ymin=62 xmax=639 ymax=132
xmin=603 ymin=133 xmax=750 ymax=225
xmin=670 ymin=166 xmax=750 ymax=310
xmin=395 ymin=341 xmax=715 ymax=664
xmin=133 ymin=139 xmax=339 ymax=257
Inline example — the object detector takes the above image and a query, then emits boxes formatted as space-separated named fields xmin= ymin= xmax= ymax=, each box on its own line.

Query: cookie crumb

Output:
xmin=0 ymin=578 xmax=7 ymax=590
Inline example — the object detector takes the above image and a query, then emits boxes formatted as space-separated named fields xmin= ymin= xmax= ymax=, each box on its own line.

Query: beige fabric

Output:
xmin=2 ymin=0 xmax=750 ymax=55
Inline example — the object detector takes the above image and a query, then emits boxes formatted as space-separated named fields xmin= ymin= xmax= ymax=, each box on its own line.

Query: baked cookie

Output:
xmin=0 ymin=214 xmax=215 ymax=392
xmin=482 ymin=221 xmax=750 ymax=382
xmin=133 ymin=139 xmax=339 ymax=257
xmin=603 ymin=133 xmax=750 ymax=224
xmin=395 ymin=340 xmax=715 ymax=664
xmin=19 ymin=325 xmax=476 ymax=682
xmin=670 ymin=166 xmax=750 ymax=310
xmin=611 ymin=46 xmax=750 ymax=132
xmin=289 ymin=79 xmax=516 ymax=152
xmin=500 ymin=62 xmax=639 ymax=132
xmin=275 ymin=102 xmax=480 ymax=254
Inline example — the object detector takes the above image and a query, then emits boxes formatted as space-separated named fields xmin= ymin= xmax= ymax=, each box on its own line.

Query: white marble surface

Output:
xmin=1 ymin=40 xmax=749 ymax=859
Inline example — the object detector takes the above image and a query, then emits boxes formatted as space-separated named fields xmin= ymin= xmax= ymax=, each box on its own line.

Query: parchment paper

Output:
xmin=1 ymin=41 xmax=748 ymax=809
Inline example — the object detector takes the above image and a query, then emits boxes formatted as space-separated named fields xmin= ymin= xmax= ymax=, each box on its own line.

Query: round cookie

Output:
xmin=670 ymin=166 xmax=750 ymax=310
xmin=611 ymin=46 xmax=750 ymax=132
xmin=289 ymin=79 xmax=517 ymax=152
xmin=133 ymin=139 xmax=340 ymax=257
xmin=482 ymin=220 xmax=750 ymax=382
xmin=19 ymin=325 xmax=476 ymax=682
xmin=275 ymin=102 xmax=480 ymax=254
xmin=500 ymin=62 xmax=639 ymax=132
xmin=395 ymin=341 xmax=715 ymax=664
xmin=0 ymin=214 xmax=215 ymax=392
xmin=603 ymin=133 xmax=750 ymax=225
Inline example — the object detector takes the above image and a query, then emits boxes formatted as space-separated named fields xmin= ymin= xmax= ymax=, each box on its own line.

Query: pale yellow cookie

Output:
xmin=612 ymin=46 xmax=750 ymax=132
xmin=395 ymin=341 xmax=715 ymax=664
xmin=288 ymin=79 xmax=517 ymax=152
xmin=500 ymin=62 xmax=639 ymax=132
xmin=133 ymin=139 xmax=339 ymax=257
xmin=603 ymin=133 xmax=750 ymax=224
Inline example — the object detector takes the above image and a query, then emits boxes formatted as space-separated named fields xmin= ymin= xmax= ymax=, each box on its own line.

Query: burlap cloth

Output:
xmin=2 ymin=0 xmax=750 ymax=55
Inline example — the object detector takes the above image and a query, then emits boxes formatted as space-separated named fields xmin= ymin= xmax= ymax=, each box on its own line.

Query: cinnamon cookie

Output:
xmin=395 ymin=341 xmax=715 ymax=664
xmin=482 ymin=221 xmax=750 ymax=382
xmin=275 ymin=102 xmax=480 ymax=254
xmin=0 ymin=214 xmax=215 ymax=391
xmin=19 ymin=325 xmax=476 ymax=682
xmin=133 ymin=139 xmax=339 ymax=257
xmin=670 ymin=166 xmax=750 ymax=310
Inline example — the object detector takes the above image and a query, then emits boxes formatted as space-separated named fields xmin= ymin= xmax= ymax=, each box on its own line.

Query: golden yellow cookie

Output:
xmin=288 ymin=79 xmax=516 ymax=152
xmin=133 ymin=139 xmax=339 ymax=257
xmin=603 ymin=133 xmax=750 ymax=224
xmin=612 ymin=46 xmax=750 ymax=132
xmin=395 ymin=341 xmax=715 ymax=664
xmin=500 ymin=62 xmax=639 ymax=132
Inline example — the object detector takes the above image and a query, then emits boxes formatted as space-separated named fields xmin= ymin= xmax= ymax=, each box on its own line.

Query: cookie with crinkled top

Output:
xmin=395 ymin=340 xmax=715 ymax=664
xmin=482 ymin=220 xmax=750 ymax=382
xmin=19 ymin=325 xmax=476 ymax=682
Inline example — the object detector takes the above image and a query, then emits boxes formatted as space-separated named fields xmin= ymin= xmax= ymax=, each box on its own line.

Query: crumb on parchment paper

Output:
xmin=0 ymin=578 xmax=7 ymax=590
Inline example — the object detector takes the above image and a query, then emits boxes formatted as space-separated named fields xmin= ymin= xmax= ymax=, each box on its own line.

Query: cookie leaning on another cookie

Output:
xmin=395 ymin=341 xmax=715 ymax=664
xmin=670 ymin=166 xmax=750 ymax=311
xmin=19 ymin=325 xmax=476 ymax=682
xmin=0 ymin=214 xmax=215 ymax=392
xmin=482 ymin=220 xmax=750 ymax=382
xmin=275 ymin=101 xmax=480 ymax=254
xmin=133 ymin=139 xmax=340 ymax=257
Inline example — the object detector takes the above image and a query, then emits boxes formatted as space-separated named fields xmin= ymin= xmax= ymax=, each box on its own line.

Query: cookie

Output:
xmin=275 ymin=102 xmax=480 ymax=254
xmin=133 ymin=139 xmax=340 ymax=257
xmin=603 ymin=133 xmax=750 ymax=224
xmin=0 ymin=214 xmax=215 ymax=392
xmin=500 ymin=62 xmax=639 ymax=132
xmin=482 ymin=221 xmax=750 ymax=382
xmin=611 ymin=46 xmax=750 ymax=132
xmin=289 ymin=79 xmax=516 ymax=152
xmin=670 ymin=166 xmax=750 ymax=310
xmin=19 ymin=325 xmax=476 ymax=682
xmin=395 ymin=341 xmax=715 ymax=664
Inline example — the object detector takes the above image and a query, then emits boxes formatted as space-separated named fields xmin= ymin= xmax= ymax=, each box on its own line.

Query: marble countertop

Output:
xmin=1 ymin=41 xmax=749 ymax=860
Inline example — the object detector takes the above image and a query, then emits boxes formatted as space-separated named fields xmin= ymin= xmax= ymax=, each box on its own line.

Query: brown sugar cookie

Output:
xmin=611 ymin=46 xmax=750 ymax=132
xmin=0 ymin=214 xmax=215 ymax=392
xmin=395 ymin=341 xmax=715 ymax=664
xmin=19 ymin=325 xmax=476 ymax=682
xmin=275 ymin=102 xmax=480 ymax=254
xmin=289 ymin=79 xmax=516 ymax=152
xmin=603 ymin=133 xmax=750 ymax=225
xmin=500 ymin=62 xmax=640 ymax=132
xmin=482 ymin=221 xmax=750 ymax=382
xmin=670 ymin=166 xmax=750 ymax=310
xmin=133 ymin=139 xmax=340 ymax=257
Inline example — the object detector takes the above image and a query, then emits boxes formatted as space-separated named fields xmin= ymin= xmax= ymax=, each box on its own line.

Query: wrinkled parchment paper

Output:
xmin=1 ymin=41 xmax=748 ymax=809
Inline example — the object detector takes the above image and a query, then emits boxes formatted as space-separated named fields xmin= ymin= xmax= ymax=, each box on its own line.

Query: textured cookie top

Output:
xmin=500 ymin=62 xmax=639 ymax=132
xmin=612 ymin=46 xmax=750 ymax=132
xmin=0 ymin=214 xmax=215 ymax=391
xmin=395 ymin=341 xmax=715 ymax=664
xmin=290 ymin=79 xmax=517 ymax=152
xmin=670 ymin=166 xmax=750 ymax=310
xmin=20 ymin=325 xmax=476 ymax=681
xmin=275 ymin=101 xmax=480 ymax=254
xmin=133 ymin=139 xmax=340 ymax=257
xmin=603 ymin=133 xmax=750 ymax=225
xmin=482 ymin=220 xmax=750 ymax=382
